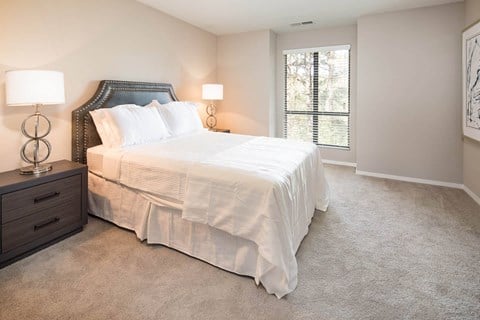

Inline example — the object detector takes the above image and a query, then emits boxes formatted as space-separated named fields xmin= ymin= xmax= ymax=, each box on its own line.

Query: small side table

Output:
xmin=0 ymin=160 xmax=88 ymax=268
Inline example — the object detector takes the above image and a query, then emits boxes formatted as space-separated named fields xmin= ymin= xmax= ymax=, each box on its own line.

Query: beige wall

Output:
xmin=0 ymin=0 xmax=216 ymax=172
xmin=276 ymin=25 xmax=357 ymax=163
xmin=216 ymin=30 xmax=276 ymax=136
xmin=463 ymin=0 xmax=480 ymax=197
xmin=465 ymin=0 xmax=480 ymax=26
xmin=357 ymin=3 xmax=464 ymax=183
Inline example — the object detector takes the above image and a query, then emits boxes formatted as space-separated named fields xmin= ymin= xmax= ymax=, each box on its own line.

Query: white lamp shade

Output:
xmin=202 ymin=84 xmax=223 ymax=100
xmin=5 ymin=70 xmax=65 ymax=106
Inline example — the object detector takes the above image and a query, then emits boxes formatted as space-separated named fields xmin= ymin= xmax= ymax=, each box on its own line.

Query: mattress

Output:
xmin=87 ymin=132 xmax=253 ymax=208
xmin=87 ymin=144 xmax=106 ymax=176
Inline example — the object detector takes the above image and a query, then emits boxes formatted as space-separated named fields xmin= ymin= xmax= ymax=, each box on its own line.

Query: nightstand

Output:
xmin=0 ymin=160 xmax=87 ymax=268
xmin=211 ymin=128 xmax=230 ymax=133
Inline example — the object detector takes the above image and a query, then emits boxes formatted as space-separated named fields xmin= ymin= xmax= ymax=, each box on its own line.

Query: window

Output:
xmin=284 ymin=45 xmax=350 ymax=148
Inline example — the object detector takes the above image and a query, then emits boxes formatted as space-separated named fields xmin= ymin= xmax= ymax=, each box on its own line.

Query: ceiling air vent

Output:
xmin=290 ymin=21 xmax=314 ymax=27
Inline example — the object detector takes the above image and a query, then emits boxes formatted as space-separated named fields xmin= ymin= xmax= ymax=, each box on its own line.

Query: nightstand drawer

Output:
xmin=1 ymin=174 xmax=81 ymax=224
xmin=2 ymin=201 xmax=81 ymax=253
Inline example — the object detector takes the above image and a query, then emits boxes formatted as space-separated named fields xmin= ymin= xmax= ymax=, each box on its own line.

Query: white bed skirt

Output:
xmin=88 ymin=173 xmax=292 ymax=295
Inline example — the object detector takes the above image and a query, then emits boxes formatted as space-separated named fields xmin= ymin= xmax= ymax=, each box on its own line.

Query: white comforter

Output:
xmin=99 ymin=131 xmax=329 ymax=297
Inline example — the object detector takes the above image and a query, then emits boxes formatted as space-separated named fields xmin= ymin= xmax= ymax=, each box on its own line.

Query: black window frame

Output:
xmin=283 ymin=46 xmax=351 ymax=149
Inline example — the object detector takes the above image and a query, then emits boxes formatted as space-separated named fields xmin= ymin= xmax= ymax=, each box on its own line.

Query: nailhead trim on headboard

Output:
xmin=71 ymin=80 xmax=178 ymax=164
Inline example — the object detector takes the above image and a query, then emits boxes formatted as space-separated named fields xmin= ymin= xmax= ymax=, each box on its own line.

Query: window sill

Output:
xmin=317 ymin=145 xmax=350 ymax=151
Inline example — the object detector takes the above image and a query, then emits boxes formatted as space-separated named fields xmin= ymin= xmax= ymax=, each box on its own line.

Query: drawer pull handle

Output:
xmin=34 ymin=217 xmax=60 ymax=231
xmin=34 ymin=192 xmax=60 ymax=203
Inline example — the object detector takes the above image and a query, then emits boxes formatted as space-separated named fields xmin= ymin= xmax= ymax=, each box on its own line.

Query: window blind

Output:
xmin=284 ymin=46 xmax=350 ymax=148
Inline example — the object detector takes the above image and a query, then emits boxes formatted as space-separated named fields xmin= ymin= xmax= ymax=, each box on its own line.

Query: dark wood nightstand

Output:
xmin=210 ymin=128 xmax=230 ymax=133
xmin=0 ymin=160 xmax=87 ymax=268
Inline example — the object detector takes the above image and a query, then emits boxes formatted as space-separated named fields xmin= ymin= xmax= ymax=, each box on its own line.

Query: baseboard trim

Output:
xmin=355 ymin=170 xmax=464 ymax=189
xmin=329 ymin=166 xmax=479 ymax=206
xmin=463 ymin=185 xmax=480 ymax=206
xmin=322 ymin=160 xmax=357 ymax=168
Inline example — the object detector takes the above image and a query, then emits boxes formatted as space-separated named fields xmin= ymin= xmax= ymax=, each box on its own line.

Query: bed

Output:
xmin=72 ymin=80 xmax=329 ymax=298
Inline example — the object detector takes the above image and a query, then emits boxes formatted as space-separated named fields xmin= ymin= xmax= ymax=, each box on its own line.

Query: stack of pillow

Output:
xmin=90 ymin=100 xmax=204 ymax=148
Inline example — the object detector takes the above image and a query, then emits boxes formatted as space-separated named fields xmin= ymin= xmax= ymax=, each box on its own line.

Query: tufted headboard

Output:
xmin=71 ymin=80 xmax=178 ymax=164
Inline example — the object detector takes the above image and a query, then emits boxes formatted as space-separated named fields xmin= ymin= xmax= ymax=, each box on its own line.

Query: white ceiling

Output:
xmin=137 ymin=0 xmax=463 ymax=35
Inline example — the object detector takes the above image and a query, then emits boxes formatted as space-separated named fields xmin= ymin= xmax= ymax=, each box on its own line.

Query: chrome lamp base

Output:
xmin=205 ymin=102 xmax=217 ymax=130
xmin=19 ymin=163 xmax=52 ymax=175
xmin=18 ymin=104 xmax=53 ymax=175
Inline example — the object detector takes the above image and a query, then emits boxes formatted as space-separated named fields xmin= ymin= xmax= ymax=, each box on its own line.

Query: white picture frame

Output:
xmin=463 ymin=19 xmax=480 ymax=142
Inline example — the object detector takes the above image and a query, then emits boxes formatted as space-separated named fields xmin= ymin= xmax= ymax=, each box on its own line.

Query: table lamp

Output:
xmin=202 ymin=84 xmax=223 ymax=130
xmin=5 ymin=70 xmax=65 ymax=175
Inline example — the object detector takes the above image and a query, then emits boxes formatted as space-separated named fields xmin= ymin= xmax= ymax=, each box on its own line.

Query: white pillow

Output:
xmin=153 ymin=100 xmax=204 ymax=136
xmin=105 ymin=106 xmax=170 ymax=147
xmin=89 ymin=104 xmax=139 ymax=147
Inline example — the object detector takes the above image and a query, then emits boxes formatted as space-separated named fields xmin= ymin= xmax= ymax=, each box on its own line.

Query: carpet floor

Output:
xmin=1 ymin=165 xmax=479 ymax=320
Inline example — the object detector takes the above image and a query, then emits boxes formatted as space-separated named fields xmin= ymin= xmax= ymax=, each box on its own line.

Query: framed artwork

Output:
xmin=463 ymin=20 xmax=480 ymax=142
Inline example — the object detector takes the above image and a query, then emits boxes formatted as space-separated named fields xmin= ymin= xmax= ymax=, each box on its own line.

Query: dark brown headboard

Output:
xmin=71 ymin=80 xmax=178 ymax=164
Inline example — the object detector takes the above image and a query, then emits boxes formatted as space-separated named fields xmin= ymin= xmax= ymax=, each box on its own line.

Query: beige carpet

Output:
xmin=1 ymin=165 xmax=479 ymax=320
